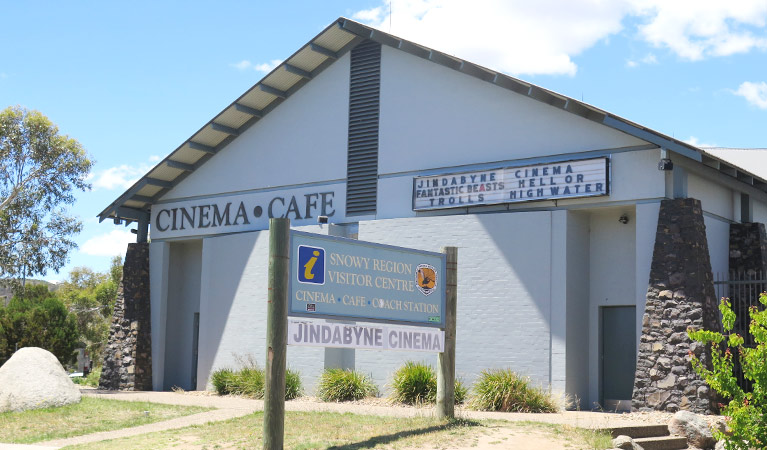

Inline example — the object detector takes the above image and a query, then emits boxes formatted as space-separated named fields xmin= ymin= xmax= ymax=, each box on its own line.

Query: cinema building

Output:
xmin=99 ymin=18 xmax=767 ymax=413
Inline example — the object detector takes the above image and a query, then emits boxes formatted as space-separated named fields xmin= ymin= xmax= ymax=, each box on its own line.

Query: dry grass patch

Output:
xmin=66 ymin=411 xmax=615 ymax=450
xmin=0 ymin=396 xmax=211 ymax=444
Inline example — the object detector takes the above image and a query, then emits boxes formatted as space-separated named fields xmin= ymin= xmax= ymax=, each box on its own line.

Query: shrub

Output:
xmin=211 ymin=368 xmax=237 ymax=395
xmin=285 ymin=368 xmax=303 ymax=400
xmin=317 ymin=368 xmax=379 ymax=402
xmin=84 ymin=366 xmax=101 ymax=387
xmin=469 ymin=368 xmax=558 ymax=413
xmin=210 ymin=364 xmax=301 ymax=400
xmin=390 ymin=361 xmax=467 ymax=405
xmin=688 ymin=294 xmax=767 ymax=450
xmin=391 ymin=361 xmax=436 ymax=405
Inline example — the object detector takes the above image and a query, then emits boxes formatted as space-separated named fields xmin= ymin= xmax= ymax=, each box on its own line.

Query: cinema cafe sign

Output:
xmin=412 ymin=157 xmax=610 ymax=210
xmin=149 ymin=183 xmax=345 ymax=239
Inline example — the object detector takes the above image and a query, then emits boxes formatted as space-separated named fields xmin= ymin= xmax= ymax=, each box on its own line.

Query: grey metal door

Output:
xmin=601 ymin=306 xmax=636 ymax=410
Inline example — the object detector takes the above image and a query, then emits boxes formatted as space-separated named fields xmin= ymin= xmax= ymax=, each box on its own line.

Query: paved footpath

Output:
xmin=2 ymin=389 xmax=667 ymax=449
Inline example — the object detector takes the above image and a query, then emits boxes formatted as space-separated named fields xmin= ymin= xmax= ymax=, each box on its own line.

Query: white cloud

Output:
xmin=90 ymin=163 xmax=151 ymax=190
xmin=352 ymin=0 xmax=767 ymax=76
xmin=230 ymin=58 xmax=283 ymax=74
xmin=253 ymin=59 xmax=283 ymax=73
xmin=231 ymin=60 xmax=253 ymax=70
xmin=89 ymin=155 xmax=159 ymax=191
xmin=354 ymin=0 xmax=630 ymax=76
xmin=630 ymin=0 xmax=767 ymax=60
xmin=626 ymin=53 xmax=658 ymax=68
xmin=734 ymin=81 xmax=767 ymax=109
xmin=81 ymin=230 xmax=134 ymax=257
xmin=684 ymin=136 xmax=717 ymax=147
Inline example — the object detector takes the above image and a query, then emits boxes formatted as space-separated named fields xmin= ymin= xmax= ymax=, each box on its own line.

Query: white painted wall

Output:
xmin=164 ymin=240 xmax=202 ymax=390
xmin=705 ymin=215 xmax=730 ymax=280
xmin=587 ymin=207 xmax=636 ymax=407
xmin=753 ymin=198 xmax=767 ymax=225
xmin=378 ymin=46 xmax=648 ymax=175
xmin=565 ymin=210 xmax=590 ymax=409
xmin=635 ymin=202 xmax=660 ymax=344
xmin=160 ymin=52 xmax=351 ymax=202
xmin=357 ymin=212 xmax=554 ymax=390
xmin=688 ymin=173 xmax=733 ymax=221
xmin=150 ymin=241 xmax=170 ymax=391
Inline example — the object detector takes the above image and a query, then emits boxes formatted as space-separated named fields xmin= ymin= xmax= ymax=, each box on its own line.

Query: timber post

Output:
xmin=437 ymin=246 xmax=457 ymax=419
xmin=264 ymin=218 xmax=290 ymax=450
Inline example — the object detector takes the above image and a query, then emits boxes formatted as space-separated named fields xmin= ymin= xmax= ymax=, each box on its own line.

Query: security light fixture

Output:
xmin=619 ymin=214 xmax=629 ymax=225
xmin=317 ymin=215 xmax=329 ymax=224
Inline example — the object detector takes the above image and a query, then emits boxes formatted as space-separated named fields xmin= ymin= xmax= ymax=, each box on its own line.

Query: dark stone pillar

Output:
xmin=632 ymin=198 xmax=720 ymax=414
xmin=729 ymin=222 xmax=767 ymax=276
xmin=99 ymin=243 xmax=152 ymax=390
xmin=727 ymin=222 xmax=767 ymax=387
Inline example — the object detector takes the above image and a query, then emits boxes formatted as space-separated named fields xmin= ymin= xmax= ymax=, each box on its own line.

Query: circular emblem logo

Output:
xmin=415 ymin=264 xmax=437 ymax=296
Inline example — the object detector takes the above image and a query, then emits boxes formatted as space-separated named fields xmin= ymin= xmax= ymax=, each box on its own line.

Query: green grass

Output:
xmin=68 ymin=411 xmax=484 ymax=449
xmin=65 ymin=412 xmax=615 ymax=450
xmin=0 ymin=396 xmax=211 ymax=444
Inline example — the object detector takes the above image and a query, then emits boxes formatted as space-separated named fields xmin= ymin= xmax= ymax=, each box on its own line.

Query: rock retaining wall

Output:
xmin=99 ymin=243 xmax=152 ymax=390
xmin=632 ymin=198 xmax=720 ymax=414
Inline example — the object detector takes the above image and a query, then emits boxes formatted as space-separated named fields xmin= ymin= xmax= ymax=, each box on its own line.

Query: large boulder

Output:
xmin=668 ymin=410 xmax=716 ymax=449
xmin=0 ymin=347 xmax=81 ymax=412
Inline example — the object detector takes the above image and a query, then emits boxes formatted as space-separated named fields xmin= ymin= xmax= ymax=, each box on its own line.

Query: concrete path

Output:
xmin=5 ymin=389 xmax=667 ymax=449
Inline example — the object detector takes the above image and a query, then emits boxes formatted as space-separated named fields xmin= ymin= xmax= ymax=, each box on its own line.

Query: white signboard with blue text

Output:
xmin=413 ymin=157 xmax=609 ymax=210
xmin=289 ymin=231 xmax=446 ymax=328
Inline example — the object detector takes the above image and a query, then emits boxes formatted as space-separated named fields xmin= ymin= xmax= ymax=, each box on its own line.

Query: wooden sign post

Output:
xmin=264 ymin=218 xmax=290 ymax=450
xmin=437 ymin=246 xmax=457 ymax=419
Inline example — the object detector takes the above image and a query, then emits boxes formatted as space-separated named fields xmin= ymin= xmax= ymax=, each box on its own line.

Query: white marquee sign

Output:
xmin=412 ymin=157 xmax=609 ymax=211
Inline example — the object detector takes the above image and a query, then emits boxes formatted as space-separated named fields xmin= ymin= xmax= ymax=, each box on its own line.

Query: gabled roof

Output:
xmin=99 ymin=17 xmax=767 ymax=225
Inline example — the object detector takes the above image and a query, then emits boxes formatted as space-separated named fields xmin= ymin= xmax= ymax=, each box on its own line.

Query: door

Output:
xmin=600 ymin=306 xmax=636 ymax=411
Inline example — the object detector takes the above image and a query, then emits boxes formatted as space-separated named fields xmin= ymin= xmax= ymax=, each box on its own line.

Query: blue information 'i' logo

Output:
xmin=297 ymin=245 xmax=325 ymax=285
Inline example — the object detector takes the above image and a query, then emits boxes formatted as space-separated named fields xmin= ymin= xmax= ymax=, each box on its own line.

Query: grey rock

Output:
xmin=0 ymin=347 xmax=81 ymax=412
xmin=668 ymin=410 xmax=716 ymax=449
xmin=612 ymin=435 xmax=644 ymax=450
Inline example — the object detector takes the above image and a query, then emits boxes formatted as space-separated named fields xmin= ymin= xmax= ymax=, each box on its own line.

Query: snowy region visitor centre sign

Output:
xmin=413 ymin=157 xmax=609 ymax=210
xmin=288 ymin=231 xmax=446 ymax=328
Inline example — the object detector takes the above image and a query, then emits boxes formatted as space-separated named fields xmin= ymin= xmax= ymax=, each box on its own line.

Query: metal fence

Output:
xmin=713 ymin=270 xmax=766 ymax=392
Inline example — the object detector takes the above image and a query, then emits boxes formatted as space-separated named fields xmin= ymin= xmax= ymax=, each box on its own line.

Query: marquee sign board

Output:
xmin=288 ymin=318 xmax=444 ymax=352
xmin=412 ymin=157 xmax=609 ymax=211
xmin=289 ymin=231 xmax=446 ymax=328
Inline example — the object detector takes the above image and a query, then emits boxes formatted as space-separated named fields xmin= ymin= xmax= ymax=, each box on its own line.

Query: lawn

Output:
xmin=0 ymin=396 xmax=211 ymax=444
xmin=67 ymin=411 xmax=614 ymax=450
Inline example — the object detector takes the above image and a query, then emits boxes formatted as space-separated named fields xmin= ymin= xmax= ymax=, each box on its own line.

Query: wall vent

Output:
xmin=346 ymin=40 xmax=381 ymax=216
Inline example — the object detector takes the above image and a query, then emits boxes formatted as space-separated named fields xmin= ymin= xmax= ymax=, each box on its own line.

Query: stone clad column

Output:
xmin=99 ymin=243 xmax=152 ymax=391
xmin=632 ymin=198 xmax=720 ymax=414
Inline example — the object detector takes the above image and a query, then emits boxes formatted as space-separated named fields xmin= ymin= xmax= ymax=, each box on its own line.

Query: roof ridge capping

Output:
xmin=99 ymin=17 xmax=767 ymax=223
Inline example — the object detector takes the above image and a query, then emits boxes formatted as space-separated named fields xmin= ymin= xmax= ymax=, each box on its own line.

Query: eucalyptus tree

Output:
xmin=0 ymin=106 xmax=93 ymax=288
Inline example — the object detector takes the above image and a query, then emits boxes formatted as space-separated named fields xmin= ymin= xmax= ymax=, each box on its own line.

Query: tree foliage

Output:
xmin=58 ymin=256 xmax=122 ymax=364
xmin=0 ymin=106 xmax=92 ymax=287
xmin=688 ymin=294 xmax=767 ymax=450
xmin=0 ymin=284 xmax=80 ymax=366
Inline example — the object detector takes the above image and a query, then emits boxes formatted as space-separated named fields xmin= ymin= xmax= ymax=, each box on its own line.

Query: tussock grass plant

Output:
xmin=317 ymin=368 xmax=379 ymax=402
xmin=469 ymin=368 xmax=558 ymax=413
xmin=209 ymin=358 xmax=302 ymax=400
xmin=390 ymin=361 xmax=467 ymax=405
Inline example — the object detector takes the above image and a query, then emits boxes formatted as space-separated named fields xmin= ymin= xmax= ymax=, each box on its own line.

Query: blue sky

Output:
xmin=2 ymin=0 xmax=766 ymax=281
